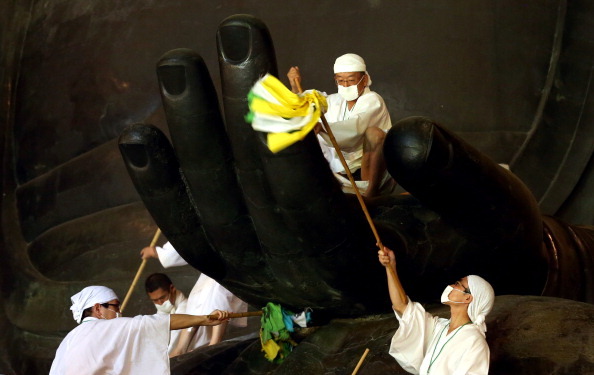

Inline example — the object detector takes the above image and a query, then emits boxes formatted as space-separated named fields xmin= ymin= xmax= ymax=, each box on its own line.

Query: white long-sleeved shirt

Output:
xmin=318 ymin=87 xmax=392 ymax=174
xmin=155 ymin=291 xmax=188 ymax=355
xmin=155 ymin=242 xmax=248 ymax=351
xmin=389 ymin=300 xmax=490 ymax=375
xmin=50 ymin=314 xmax=170 ymax=375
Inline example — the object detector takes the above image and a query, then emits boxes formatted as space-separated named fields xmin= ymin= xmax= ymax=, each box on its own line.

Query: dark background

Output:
xmin=1 ymin=0 xmax=593 ymax=373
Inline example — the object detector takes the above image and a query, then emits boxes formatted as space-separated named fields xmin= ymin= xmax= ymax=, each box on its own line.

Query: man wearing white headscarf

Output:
xmin=378 ymin=247 xmax=495 ymax=375
xmin=49 ymin=285 xmax=229 ymax=375
xmin=287 ymin=53 xmax=393 ymax=197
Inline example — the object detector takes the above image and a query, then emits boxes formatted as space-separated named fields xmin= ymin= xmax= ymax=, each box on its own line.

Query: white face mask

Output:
xmin=440 ymin=285 xmax=469 ymax=304
xmin=101 ymin=309 xmax=121 ymax=319
xmin=155 ymin=299 xmax=175 ymax=314
xmin=337 ymin=75 xmax=365 ymax=101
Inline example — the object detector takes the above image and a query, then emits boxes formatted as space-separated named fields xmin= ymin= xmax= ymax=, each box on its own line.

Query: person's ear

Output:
xmin=92 ymin=303 xmax=103 ymax=319
xmin=363 ymin=74 xmax=368 ymax=86
xmin=170 ymin=285 xmax=176 ymax=299
xmin=466 ymin=294 xmax=473 ymax=304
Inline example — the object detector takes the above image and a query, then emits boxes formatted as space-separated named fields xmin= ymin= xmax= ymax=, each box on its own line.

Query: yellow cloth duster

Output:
xmin=246 ymin=73 xmax=327 ymax=153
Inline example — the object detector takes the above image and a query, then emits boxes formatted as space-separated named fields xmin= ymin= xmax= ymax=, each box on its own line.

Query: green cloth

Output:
xmin=260 ymin=302 xmax=296 ymax=363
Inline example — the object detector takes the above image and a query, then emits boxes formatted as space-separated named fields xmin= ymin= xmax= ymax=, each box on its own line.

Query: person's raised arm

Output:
xmin=142 ymin=242 xmax=188 ymax=268
xmin=287 ymin=66 xmax=302 ymax=94
xmin=169 ymin=310 xmax=229 ymax=330
xmin=140 ymin=246 xmax=158 ymax=260
xmin=378 ymin=246 xmax=408 ymax=315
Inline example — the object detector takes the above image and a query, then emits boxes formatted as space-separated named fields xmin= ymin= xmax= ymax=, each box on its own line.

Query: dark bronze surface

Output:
xmin=2 ymin=2 xmax=594 ymax=374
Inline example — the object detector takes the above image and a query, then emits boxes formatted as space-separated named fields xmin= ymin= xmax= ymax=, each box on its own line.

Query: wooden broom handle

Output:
xmin=294 ymin=81 xmax=400 ymax=281
xmin=294 ymin=80 xmax=383 ymax=248
xmin=120 ymin=228 xmax=162 ymax=313
xmin=206 ymin=311 xmax=263 ymax=320
xmin=351 ymin=348 xmax=370 ymax=375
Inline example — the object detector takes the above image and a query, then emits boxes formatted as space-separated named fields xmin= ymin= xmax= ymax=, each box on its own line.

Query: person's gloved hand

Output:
xmin=118 ymin=15 xmax=548 ymax=318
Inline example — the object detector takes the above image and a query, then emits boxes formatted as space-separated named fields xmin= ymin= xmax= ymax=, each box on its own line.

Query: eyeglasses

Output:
xmin=454 ymin=281 xmax=471 ymax=294
xmin=334 ymin=74 xmax=365 ymax=86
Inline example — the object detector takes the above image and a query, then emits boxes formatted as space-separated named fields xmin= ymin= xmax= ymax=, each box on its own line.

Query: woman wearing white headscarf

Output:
xmin=378 ymin=247 xmax=495 ymax=375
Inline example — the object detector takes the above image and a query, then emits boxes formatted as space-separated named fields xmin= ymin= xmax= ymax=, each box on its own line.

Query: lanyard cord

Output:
xmin=427 ymin=321 xmax=472 ymax=374
xmin=342 ymin=101 xmax=349 ymax=121
xmin=341 ymin=97 xmax=359 ymax=121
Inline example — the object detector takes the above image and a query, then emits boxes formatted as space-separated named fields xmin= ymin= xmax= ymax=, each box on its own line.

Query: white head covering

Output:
xmin=333 ymin=53 xmax=372 ymax=86
xmin=70 ymin=286 xmax=118 ymax=324
xmin=467 ymin=275 xmax=495 ymax=336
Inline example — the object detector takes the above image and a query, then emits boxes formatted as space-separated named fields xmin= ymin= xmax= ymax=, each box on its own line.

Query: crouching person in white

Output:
xmin=378 ymin=247 xmax=495 ymax=375
xmin=49 ymin=285 xmax=229 ymax=375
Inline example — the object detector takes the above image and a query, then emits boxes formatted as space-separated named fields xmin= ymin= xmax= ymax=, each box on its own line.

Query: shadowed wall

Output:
xmin=1 ymin=0 xmax=594 ymax=373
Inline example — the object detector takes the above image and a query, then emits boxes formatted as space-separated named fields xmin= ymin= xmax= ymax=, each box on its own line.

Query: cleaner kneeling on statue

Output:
xmin=287 ymin=53 xmax=394 ymax=197
xmin=378 ymin=246 xmax=495 ymax=375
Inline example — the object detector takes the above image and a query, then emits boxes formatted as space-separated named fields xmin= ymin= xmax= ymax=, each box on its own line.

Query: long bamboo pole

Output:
xmin=351 ymin=348 xmax=370 ymax=375
xmin=120 ymin=228 xmax=162 ymax=313
xmin=207 ymin=311 xmax=263 ymax=320
xmin=294 ymin=79 xmax=399 ymax=281
xmin=294 ymin=79 xmax=383 ymax=249
xmin=294 ymin=79 xmax=401 ymax=279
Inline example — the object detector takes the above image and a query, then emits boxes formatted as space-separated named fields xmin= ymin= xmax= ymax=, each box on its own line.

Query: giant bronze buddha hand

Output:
xmin=118 ymin=14 xmax=590 ymax=317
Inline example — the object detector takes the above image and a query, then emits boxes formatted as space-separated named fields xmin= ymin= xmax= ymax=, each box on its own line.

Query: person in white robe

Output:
xmin=49 ymin=285 xmax=228 ymax=375
xmin=378 ymin=247 xmax=495 ymax=375
xmin=145 ymin=273 xmax=188 ymax=356
xmin=141 ymin=241 xmax=248 ymax=356
xmin=287 ymin=53 xmax=394 ymax=197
